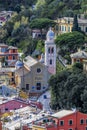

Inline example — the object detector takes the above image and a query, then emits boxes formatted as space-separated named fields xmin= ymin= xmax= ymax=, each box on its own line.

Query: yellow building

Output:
xmin=55 ymin=17 xmax=87 ymax=35
xmin=55 ymin=17 xmax=73 ymax=35
xmin=32 ymin=125 xmax=46 ymax=130
xmin=0 ymin=67 xmax=15 ymax=85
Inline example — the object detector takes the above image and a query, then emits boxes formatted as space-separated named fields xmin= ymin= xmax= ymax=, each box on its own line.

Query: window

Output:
xmin=79 ymin=26 xmax=81 ymax=31
xmin=51 ymin=47 xmax=54 ymax=53
xmin=55 ymin=25 xmax=58 ymax=31
xmin=48 ymin=47 xmax=50 ymax=53
xmin=69 ymin=120 xmax=73 ymax=125
xmin=1 ymin=48 xmax=6 ymax=52
xmin=37 ymin=68 xmax=41 ymax=73
xmin=86 ymin=127 xmax=87 ymax=130
xmin=77 ymin=59 xmax=80 ymax=63
xmin=80 ymin=119 xmax=84 ymax=124
xmin=86 ymin=27 xmax=87 ymax=32
xmin=68 ymin=26 xmax=70 ymax=32
xmin=60 ymin=120 xmax=64 ymax=126
xmin=65 ymin=26 xmax=66 ymax=31
xmin=62 ymin=26 xmax=64 ymax=31
xmin=12 ymin=72 xmax=14 ymax=76
xmin=5 ymin=108 xmax=8 ymax=111
xmin=50 ymin=59 xmax=52 ymax=65
xmin=68 ymin=20 xmax=70 ymax=24
xmin=86 ymin=119 xmax=87 ymax=124
xmin=13 ymin=49 xmax=15 ymax=53
xmin=36 ymin=83 xmax=41 ymax=90
xmin=60 ymin=26 xmax=61 ymax=31
xmin=26 ymin=84 xmax=29 ymax=90
xmin=11 ymin=78 xmax=14 ymax=81
xmin=69 ymin=129 xmax=72 ymax=130
xmin=5 ymin=56 xmax=8 ymax=60
xmin=13 ymin=56 xmax=16 ymax=60
xmin=43 ymin=86 xmax=45 ymax=89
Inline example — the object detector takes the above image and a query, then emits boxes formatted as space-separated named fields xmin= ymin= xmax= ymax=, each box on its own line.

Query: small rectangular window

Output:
xmin=50 ymin=59 xmax=52 ymax=65
xmin=12 ymin=78 xmax=14 ymax=81
xmin=62 ymin=26 xmax=64 ymax=31
xmin=68 ymin=20 xmax=70 ymax=24
xmin=5 ymin=56 xmax=8 ymax=60
xmin=80 ymin=119 xmax=84 ymax=124
xmin=86 ymin=119 xmax=87 ymax=124
xmin=36 ymin=83 xmax=41 ymax=90
xmin=13 ymin=56 xmax=16 ymax=60
xmin=69 ymin=120 xmax=73 ymax=125
xmin=13 ymin=49 xmax=15 ymax=53
xmin=60 ymin=120 xmax=64 ymax=126
xmin=85 ymin=27 xmax=87 ymax=32
xmin=5 ymin=108 xmax=8 ymax=111
xmin=68 ymin=26 xmax=70 ymax=32
xmin=26 ymin=84 xmax=29 ymax=90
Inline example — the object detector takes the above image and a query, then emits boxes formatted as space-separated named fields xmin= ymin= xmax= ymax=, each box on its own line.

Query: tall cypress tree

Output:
xmin=72 ymin=14 xmax=80 ymax=32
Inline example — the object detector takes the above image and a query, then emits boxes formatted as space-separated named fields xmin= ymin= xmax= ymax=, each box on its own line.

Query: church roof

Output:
xmin=47 ymin=28 xmax=55 ymax=38
xmin=70 ymin=50 xmax=87 ymax=59
xmin=24 ymin=55 xmax=38 ymax=68
xmin=15 ymin=60 xmax=23 ymax=68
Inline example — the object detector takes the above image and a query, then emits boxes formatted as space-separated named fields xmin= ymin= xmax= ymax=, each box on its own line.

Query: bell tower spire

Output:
xmin=45 ymin=28 xmax=56 ymax=75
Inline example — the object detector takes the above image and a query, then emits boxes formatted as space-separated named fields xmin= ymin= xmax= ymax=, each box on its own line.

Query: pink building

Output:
xmin=0 ymin=99 xmax=43 ymax=113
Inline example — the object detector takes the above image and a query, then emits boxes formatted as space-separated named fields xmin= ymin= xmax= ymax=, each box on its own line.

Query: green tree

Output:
xmin=14 ymin=4 xmax=21 ymax=13
xmin=36 ymin=40 xmax=44 ymax=53
xmin=49 ymin=65 xmax=87 ymax=112
xmin=72 ymin=14 xmax=80 ymax=32
xmin=29 ymin=18 xmax=55 ymax=37
xmin=55 ymin=31 xmax=85 ymax=54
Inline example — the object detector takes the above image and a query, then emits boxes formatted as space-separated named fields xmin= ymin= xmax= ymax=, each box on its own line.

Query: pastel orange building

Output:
xmin=0 ymin=44 xmax=18 ymax=67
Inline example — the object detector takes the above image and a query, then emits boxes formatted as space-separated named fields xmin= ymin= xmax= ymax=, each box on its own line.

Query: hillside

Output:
xmin=0 ymin=0 xmax=87 ymax=18
xmin=0 ymin=0 xmax=87 ymax=56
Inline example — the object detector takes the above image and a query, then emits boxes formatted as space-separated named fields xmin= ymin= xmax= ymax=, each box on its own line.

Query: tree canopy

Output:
xmin=49 ymin=63 xmax=87 ymax=113
xmin=55 ymin=31 xmax=85 ymax=63
xmin=29 ymin=18 xmax=56 ymax=30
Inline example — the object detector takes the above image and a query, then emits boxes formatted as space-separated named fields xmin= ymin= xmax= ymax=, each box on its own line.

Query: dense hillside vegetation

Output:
xmin=0 ymin=0 xmax=87 ymax=113
xmin=49 ymin=63 xmax=87 ymax=113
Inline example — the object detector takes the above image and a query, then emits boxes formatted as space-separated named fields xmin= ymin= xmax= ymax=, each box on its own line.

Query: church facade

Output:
xmin=15 ymin=29 xmax=56 ymax=96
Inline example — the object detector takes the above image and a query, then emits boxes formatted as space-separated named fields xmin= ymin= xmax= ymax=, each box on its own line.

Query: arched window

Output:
xmin=51 ymin=47 xmax=54 ymax=53
xmin=48 ymin=47 xmax=50 ymax=53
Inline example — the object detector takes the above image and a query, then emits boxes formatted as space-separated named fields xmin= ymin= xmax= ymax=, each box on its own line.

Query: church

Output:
xmin=15 ymin=28 xmax=56 ymax=96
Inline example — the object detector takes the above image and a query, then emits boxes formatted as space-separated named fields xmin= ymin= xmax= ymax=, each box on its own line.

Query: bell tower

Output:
xmin=45 ymin=28 xmax=56 ymax=75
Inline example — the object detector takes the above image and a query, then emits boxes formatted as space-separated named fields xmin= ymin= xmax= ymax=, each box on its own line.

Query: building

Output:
xmin=55 ymin=17 xmax=73 ymax=35
xmin=32 ymin=109 xmax=87 ymax=130
xmin=0 ymin=11 xmax=13 ymax=26
xmin=0 ymin=16 xmax=6 ymax=26
xmin=55 ymin=17 xmax=87 ymax=35
xmin=45 ymin=28 xmax=56 ymax=75
xmin=0 ymin=122 xmax=2 ymax=130
xmin=15 ymin=29 xmax=56 ymax=96
xmin=0 ymin=44 xmax=19 ymax=67
xmin=70 ymin=50 xmax=87 ymax=65
xmin=32 ymin=29 xmax=46 ymax=39
xmin=0 ymin=98 xmax=42 ymax=114
xmin=0 ymin=67 xmax=15 ymax=85
xmin=15 ymin=56 xmax=50 ymax=96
